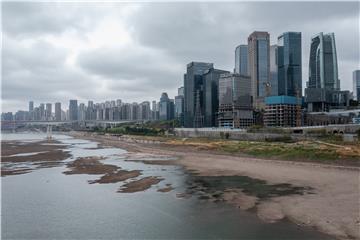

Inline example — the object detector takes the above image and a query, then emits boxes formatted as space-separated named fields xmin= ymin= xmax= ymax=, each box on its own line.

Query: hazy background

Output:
xmin=2 ymin=1 xmax=359 ymax=112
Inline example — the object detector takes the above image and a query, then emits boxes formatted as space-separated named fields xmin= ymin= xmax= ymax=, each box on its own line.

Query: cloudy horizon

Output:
xmin=2 ymin=1 xmax=359 ymax=112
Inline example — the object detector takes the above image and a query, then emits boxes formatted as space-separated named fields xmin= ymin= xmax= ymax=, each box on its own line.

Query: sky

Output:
xmin=2 ymin=1 xmax=359 ymax=112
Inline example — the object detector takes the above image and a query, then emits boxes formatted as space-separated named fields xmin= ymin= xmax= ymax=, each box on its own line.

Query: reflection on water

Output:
xmin=1 ymin=132 xmax=332 ymax=239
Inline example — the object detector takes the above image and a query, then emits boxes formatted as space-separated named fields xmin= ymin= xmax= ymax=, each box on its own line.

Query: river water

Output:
xmin=1 ymin=132 xmax=332 ymax=239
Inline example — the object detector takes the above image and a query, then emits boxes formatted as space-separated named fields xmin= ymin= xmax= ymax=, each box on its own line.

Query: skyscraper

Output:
xmin=354 ymin=70 xmax=360 ymax=101
xmin=184 ymin=62 xmax=214 ymax=127
xmin=305 ymin=32 xmax=348 ymax=112
xmin=28 ymin=101 xmax=34 ymax=120
xmin=159 ymin=92 xmax=171 ymax=121
xmin=39 ymin=103 xmax=45 ymax=120
xmin=29 ymin=101 xmax=34 ymax=112
xmin=45 ymin=103 xmax=52 ymax=120
xmin=308 ymin=32 xmax=339 ymax=90
xmin=234 ymin=44 xmax=248 ymax=75
xmin=175 ymin=86 xmax=185 ymax=126
xmin=55 ymin=102 xmax=61 ymax=121
xmin=248 ymin=31 xmax=270 ymax=108
xmin=69 ymin=100 xmax=78 ymax=121
xmin=151 ymin=100 xmax=158 ymax=120
xmin=269 ymin=45 xmax=278 ymax=96
xmin=277 ymin=32 xmax=302 ymax=97
xmin=78 ymin=103 xmax=86 ymax=121
xmin=203 ymin=68 xmax=230 ymax=127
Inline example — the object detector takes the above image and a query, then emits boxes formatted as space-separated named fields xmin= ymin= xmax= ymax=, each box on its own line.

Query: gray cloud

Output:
xmin=2 ymin=2 xmax=359 ymax=112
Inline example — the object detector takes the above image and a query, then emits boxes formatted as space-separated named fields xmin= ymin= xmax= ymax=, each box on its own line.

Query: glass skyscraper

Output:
xmin=277 ymin=32 xmax=302 ymax=97
xmin=183 ymin=62 xmax=213 ymax=127
xmin=269 ymin=45 xmax=278 ymax=96
xmin=203 ymin=68 xmax=229 ymax=127
xmin=248 ymin=31 xmax=270 ymax=108
xmin=234 ymin=44 xmax=248 ymax=75
xmin=308 ymin=32 xmax=339 ymax=90
xmin=69 ymin=99 xmax=78 ymax=121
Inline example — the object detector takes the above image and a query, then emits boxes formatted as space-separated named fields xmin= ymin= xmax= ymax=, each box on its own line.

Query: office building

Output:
xmin=264 ymin=96 xmax=302 ymax=127
xmin=277 ymin=32 xmax=302 ymax=97
xmin=235 ymin=44 xmax=248 ymax=75
xmin=184 ymin=62 xmax=214 ymax=127
xmin=308 ymin=32 xmax=339 ymax=90
xmin=55 ymin=102 xmax=61 ymax=121
xmin=218 ymin=73 xmax=253 ymax=128
xmin=69 ymin=100 xmax=78 ymax=121
xmin=269 ymin=45 xmax=278 ymax=96
xmin=353 ymin=70 xmax=360 ymax=101
xmin=203 ymin=68 xmax=230 ymax=127
xmin=248 ymin=31 xmax=270 ymax=108
xmin=305 ymin=33 xmax=348 ymax=112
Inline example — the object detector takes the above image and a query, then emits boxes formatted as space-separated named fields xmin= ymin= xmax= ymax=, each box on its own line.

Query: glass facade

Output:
xmin=219 ymin=73 xmax=252 ymax=107
xmin=69 ymin=100 xmax=78 ymax=121
xmin=308 ymin=32 xmax=339 ymax=91
xmin=183 ymin=62 xmax=213 ymax=127
xmin=277 ymin=32 xmax=302 ymax=97
xmin=203 ymin=68 xmax=229 ymax=127
xmin=270 ymin=45 xmax=278 ymax=96
xmin=248 ymin=31 xmax=270 ymax=109
xmin=257 ymin=38 xmax=269 ymax=98
xmin=235 ymin=45 xmax=248 ymax=75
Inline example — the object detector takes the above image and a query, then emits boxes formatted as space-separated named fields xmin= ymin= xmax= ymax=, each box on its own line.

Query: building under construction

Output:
xmin=264 ymin=96 xmax=302 ymax=127
xmin=217 ymin=73 xmax=254 ymax=128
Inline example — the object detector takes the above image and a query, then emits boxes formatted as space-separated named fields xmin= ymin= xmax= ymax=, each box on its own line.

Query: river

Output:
xmin=1 ymin=132 xmax=332 ymax=239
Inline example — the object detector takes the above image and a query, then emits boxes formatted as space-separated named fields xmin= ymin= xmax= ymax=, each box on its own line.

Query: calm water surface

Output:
xmin=1 ymin=132 xmax=332 ymax=239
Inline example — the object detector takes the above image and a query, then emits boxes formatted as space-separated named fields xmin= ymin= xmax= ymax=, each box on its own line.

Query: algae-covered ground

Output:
xmin=165 ymin=138 xmax=360 ymax=166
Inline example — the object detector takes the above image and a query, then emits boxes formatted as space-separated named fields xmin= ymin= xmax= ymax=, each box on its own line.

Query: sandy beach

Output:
xmin=70 ymin=132 xmax=360 ymax=240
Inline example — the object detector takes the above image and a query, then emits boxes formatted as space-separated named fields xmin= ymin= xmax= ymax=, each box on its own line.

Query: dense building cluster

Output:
xmin=3 ymin=31 xmax=360 ymax=128
xmin=182 ymin=31 xmax=360 ymax=128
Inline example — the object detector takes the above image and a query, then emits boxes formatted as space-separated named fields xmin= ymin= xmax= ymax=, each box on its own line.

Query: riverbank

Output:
xmin=70 ymin=131 xmax=360 ymax=240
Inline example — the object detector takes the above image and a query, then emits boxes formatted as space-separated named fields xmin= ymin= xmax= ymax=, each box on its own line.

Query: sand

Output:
xmin=70 ymin=132 xmax=360 ymax=240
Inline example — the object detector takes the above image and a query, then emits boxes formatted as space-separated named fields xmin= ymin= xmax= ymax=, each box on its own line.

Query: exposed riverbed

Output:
xmin=1 ymin=132 xmax=333 ymax=239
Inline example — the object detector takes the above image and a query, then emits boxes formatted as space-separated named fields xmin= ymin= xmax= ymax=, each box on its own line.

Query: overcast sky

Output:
xmin=2 ymin=1 xmax=359 ymax=112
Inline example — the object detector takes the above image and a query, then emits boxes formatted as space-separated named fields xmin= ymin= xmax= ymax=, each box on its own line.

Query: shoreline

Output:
xmin=69 ymin=131 xmax=360 ymax=240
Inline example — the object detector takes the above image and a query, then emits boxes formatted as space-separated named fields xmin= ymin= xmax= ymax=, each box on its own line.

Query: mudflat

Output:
xmin=70 ymin=132 xmax=360 ymax=240
xmin=1 ymin=140 xmax=71 ymax=176
xmin=118 ymin=176 xmax=163 ymax=193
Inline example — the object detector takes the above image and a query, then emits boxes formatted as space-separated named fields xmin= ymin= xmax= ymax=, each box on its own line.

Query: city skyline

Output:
xmin=2 ymin=2 xmax=359 ymax=112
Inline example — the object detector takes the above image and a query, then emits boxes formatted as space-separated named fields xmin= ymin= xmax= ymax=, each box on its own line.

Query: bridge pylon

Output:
xmin=46 ymin=124 xmax=52 ymax=141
